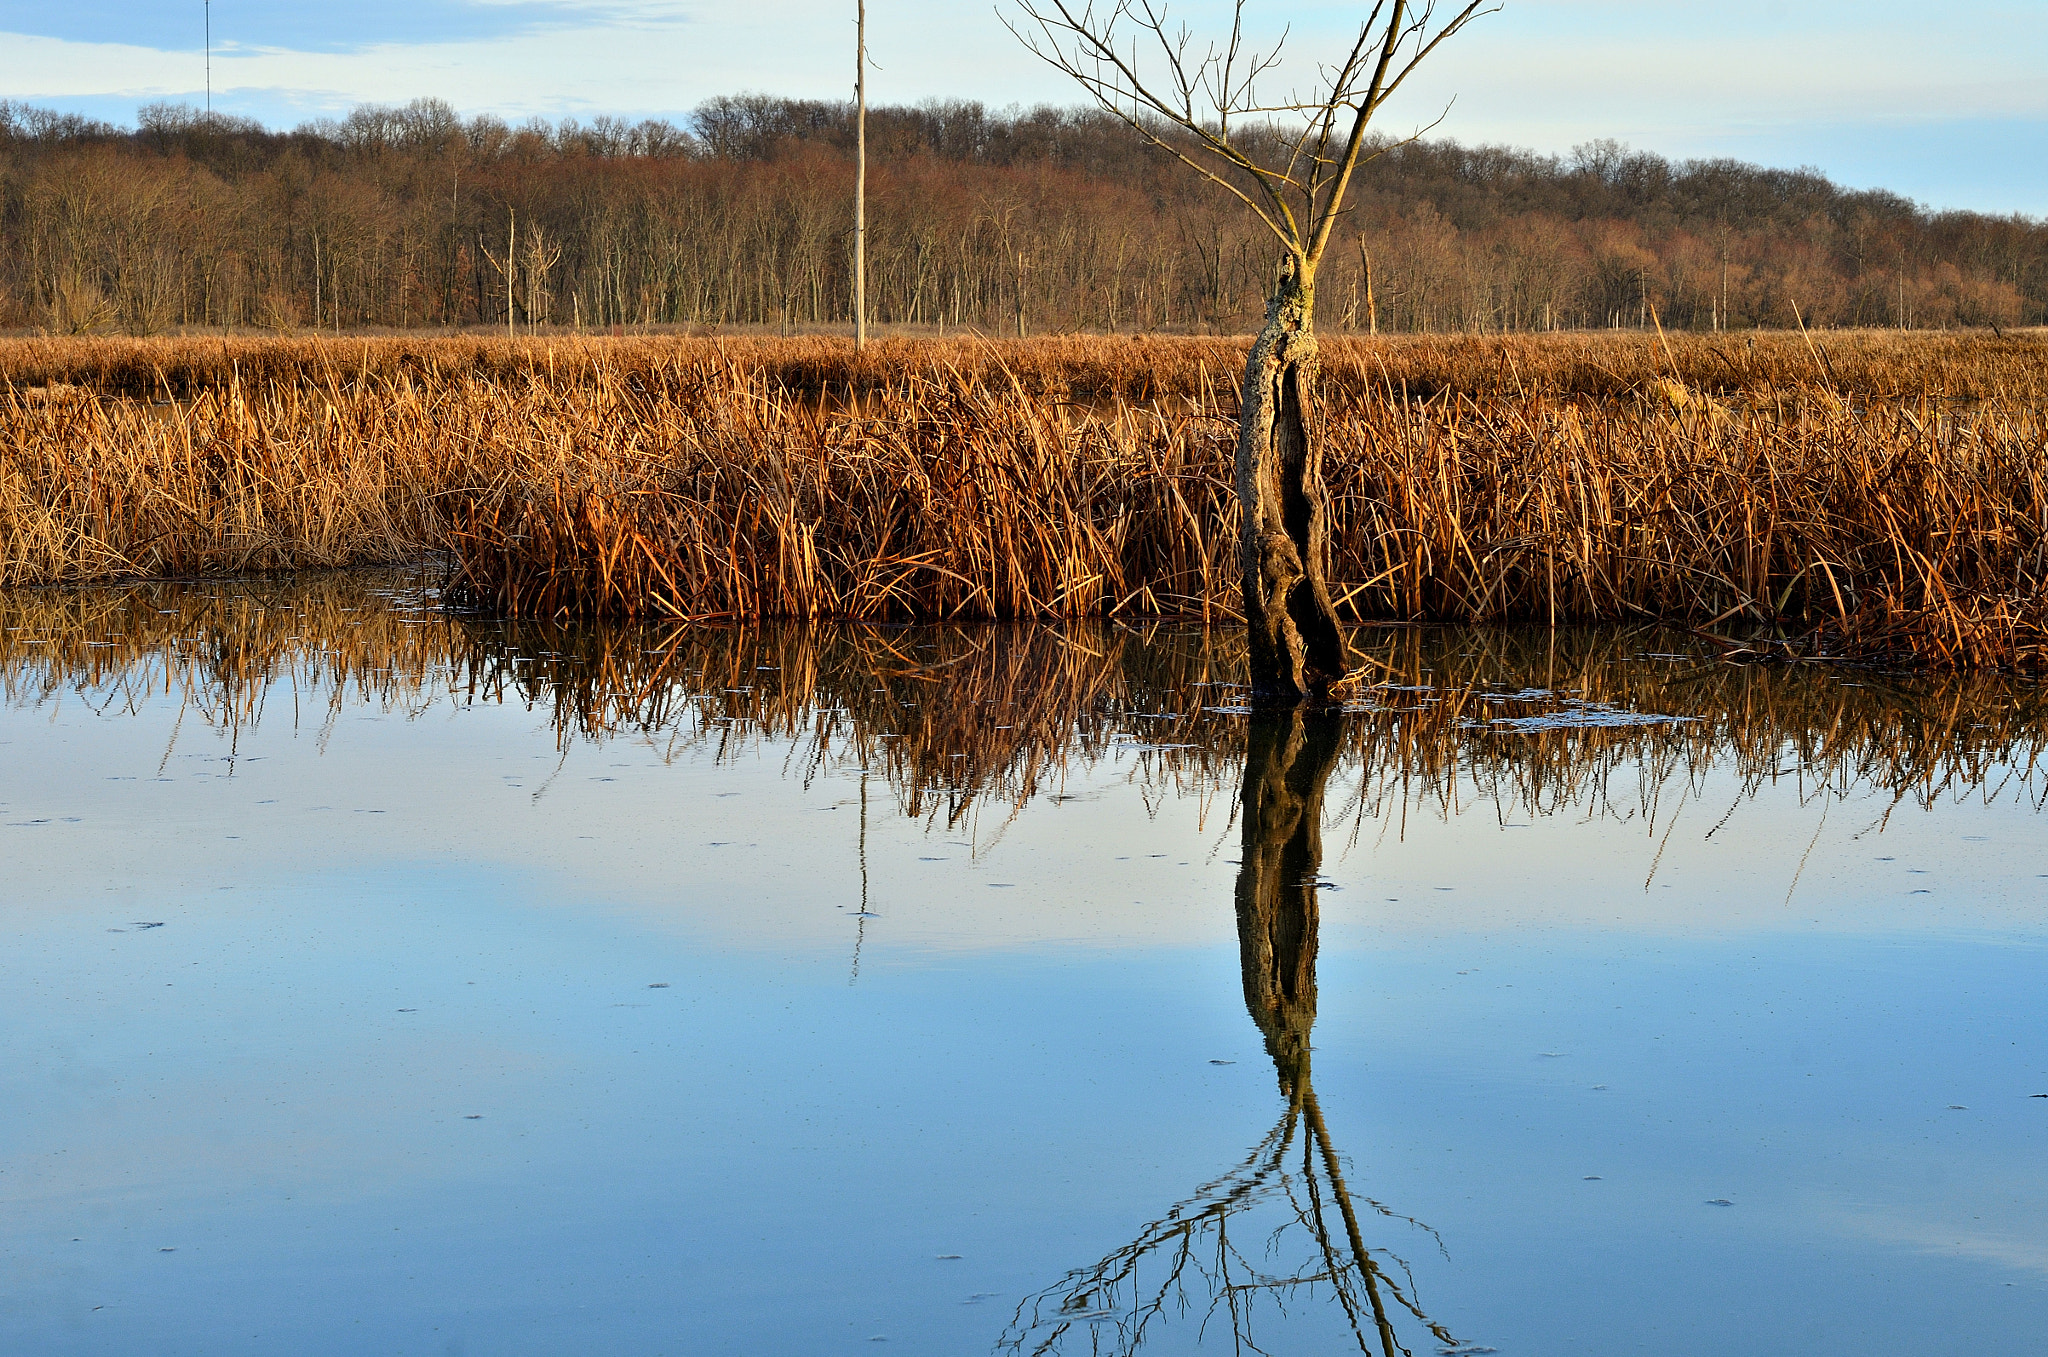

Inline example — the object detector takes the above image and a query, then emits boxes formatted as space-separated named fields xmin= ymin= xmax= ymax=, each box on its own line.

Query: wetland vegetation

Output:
xmin=4 ymin=330 xmax=2045 ymax=670
xmin=6 ymin=10 xmax=2047 ymax=1353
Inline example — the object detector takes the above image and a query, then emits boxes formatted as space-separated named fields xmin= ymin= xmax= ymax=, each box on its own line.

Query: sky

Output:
xmin=1 ymin=0 xmax=2043 ymax=216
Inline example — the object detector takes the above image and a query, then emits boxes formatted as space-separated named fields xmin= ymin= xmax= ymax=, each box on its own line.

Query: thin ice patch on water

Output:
xmin=1487 ymin=700 xmax=1692 ymax=733
xmin=1460 ymin=685 xmax=1693 ymax=733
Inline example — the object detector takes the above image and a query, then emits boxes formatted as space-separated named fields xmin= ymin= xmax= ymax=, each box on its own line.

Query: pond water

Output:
xmin=3 ymin=573 xmax=2046 ymax=1357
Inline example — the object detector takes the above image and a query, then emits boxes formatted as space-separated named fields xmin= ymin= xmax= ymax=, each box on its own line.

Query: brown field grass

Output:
xmin=5 ymin=328 xmax=2047 ymax=402
xmin=2 ymin=333 xmax=2045 ymax=670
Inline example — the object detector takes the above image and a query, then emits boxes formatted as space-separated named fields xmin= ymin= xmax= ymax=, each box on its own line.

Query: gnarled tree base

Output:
xmin=1236 ymin=265 xmax=1347 ymax=703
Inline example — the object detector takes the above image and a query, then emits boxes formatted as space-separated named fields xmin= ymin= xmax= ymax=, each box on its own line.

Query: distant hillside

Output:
xmin=1 ymin=95 xmax=2039 ymax=335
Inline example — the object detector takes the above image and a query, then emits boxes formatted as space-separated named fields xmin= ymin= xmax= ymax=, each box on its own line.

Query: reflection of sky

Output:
xmin=6 ymin=664 xmax=2045 ymax=947
xmin=4 ymin=661 xmax=2048 ymax=1353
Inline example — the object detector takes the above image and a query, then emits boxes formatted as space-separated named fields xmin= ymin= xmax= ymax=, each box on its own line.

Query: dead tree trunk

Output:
xmin=1237 ymin=257 xmax=1346 ymax=703
xmin=1235 ymin=707 xmax=1343 ymax=1095
xmin=1008 ymin=0 xmax=1488 ymax=701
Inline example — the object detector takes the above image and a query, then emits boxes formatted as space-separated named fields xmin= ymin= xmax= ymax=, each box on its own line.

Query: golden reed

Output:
xmin=2 ymin=332 xmax=2044 ymax=669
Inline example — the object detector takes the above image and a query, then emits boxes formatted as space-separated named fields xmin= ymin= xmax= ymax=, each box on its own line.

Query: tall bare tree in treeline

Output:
xmin=1008 ymin=1 xmax=1490 ymax=701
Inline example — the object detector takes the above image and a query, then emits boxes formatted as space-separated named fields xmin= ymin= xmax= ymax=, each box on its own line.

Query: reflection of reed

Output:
xmin=454 ymin=616 xmax=1237 ymax=826
xmin=5 ymin=575 xmax=2046 ymax=824
xmin=0 ymin=573 xmax=454 ymax=747
xmin=1001 ymin=710 xmax=1453 ymax=1357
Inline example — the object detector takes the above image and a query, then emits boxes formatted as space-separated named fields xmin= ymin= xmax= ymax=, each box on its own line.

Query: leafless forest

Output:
xmin=2 ymin=95 xmax=2041 ymax=337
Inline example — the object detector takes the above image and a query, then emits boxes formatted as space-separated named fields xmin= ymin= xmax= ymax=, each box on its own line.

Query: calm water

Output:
xmin=4 ymin=574 xmax=2046 ymax=1356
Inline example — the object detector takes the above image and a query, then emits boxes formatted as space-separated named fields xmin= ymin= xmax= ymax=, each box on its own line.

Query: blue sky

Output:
xmin=2 ymin=1 xmax=2044 ymax=215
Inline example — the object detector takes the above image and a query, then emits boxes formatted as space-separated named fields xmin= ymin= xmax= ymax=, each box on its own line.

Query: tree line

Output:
xmin=0 ymin=94 xmax=2040 ymax=337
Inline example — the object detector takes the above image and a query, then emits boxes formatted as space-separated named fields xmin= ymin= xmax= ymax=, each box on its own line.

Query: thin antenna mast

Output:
xmin=854 ymin=0 xmax=867 ymax=353
xmin=205 ymin=0 xmax=211 ymax=117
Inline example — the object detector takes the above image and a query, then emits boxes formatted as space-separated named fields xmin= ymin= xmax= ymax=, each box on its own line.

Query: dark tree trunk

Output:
xmin=1236 ymin=257 xmax=1347 ymax=702
xmin=1235 ymin=709 xmax=1344 ymax=1098
xmin=1236 ymin=709 xmax=1433 ymax=1357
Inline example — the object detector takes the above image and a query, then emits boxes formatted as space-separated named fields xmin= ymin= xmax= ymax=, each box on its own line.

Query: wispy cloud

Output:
xmin=1817 ymin=1194 xmax=2048 ymax=1278
xmin=0 ymin=1 xmax=2041 ymax=211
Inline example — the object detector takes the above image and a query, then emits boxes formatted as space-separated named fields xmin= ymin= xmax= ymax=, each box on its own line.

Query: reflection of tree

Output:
xmin=999 ymin=710 xmax=1454 ymax=1357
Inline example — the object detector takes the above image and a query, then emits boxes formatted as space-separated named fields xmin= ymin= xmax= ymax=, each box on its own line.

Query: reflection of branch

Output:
xmin=999 ymin=1100 xmax=1304 ymax=1355
xmin=997 ymin=1030 xmax=1450 ymax=1355
xmin=1305 ymin=1089 xmax=1455 ymax=1353
xmin=1001 ymin=707 xmax=1453 ymax=1357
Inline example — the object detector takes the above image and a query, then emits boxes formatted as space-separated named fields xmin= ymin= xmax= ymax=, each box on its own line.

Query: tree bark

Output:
xmin=1235 ymin=708 xmax=1343 ymax=1098
xmin=1236 ymin=257 xmax=1347 ymax=702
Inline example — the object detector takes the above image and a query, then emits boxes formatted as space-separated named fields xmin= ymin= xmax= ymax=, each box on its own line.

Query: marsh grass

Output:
xmin=6 ymin=329 xmax=2047 ymax=402
xmin=3 ymin=333 xmax=2045 ymax=668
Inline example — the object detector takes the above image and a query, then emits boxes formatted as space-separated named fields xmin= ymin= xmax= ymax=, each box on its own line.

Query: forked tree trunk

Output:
xmin=1236 ymin=258 xmax=1347 ymax=702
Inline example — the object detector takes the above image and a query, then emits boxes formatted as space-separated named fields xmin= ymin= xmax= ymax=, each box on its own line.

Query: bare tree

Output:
xmin=1000 ymin=711 xmax=1459 ymax=1357
xmin=1005 ymin=1 xmax=1491 ymax=701
xmin=480 ymin=207 xmax=518 ymax=338
xmin=522 ymin=222 xmax=563 ymax=325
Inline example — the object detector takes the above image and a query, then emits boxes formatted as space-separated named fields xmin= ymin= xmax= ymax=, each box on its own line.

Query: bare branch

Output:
xmin=1004 ymin=0 xmax=1493 ymax=275
xmin=1306 ymin=1 xmax=1493 ymax=267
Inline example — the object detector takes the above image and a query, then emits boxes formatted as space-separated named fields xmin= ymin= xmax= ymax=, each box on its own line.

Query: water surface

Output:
xmin=3 ymin=575 xmax=2046 ymax=1355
